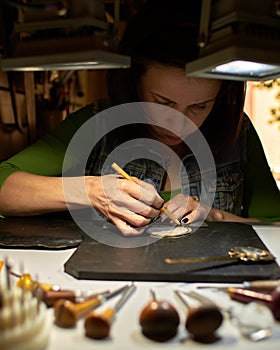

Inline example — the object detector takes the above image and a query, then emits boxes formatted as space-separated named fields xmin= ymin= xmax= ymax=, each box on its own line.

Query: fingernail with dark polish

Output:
xmin=181 ymin=217 xmax=189 ymax=224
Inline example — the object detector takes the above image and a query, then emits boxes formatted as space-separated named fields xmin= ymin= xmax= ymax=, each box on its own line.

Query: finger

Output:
xmin=101 ymin=174 xmax=163 ymax=210
xmin=112 ymin=217 xmax=146 ymax=237
xmin=136 ymin=179 xmax=164 ymax=209
xmin=159 ymin=205 xmax=184 ymax=223
xmin=110 ymin=190 xmax=161 ymax=220
xmin=164 ymin=195 xmax=200 ymax=223
xmin=186 ymin=195 xmax=200 ymax=206
xmin=119 ymin=178 xmax=164 ymax=209
xmin=181 ymin=205 xmax=203 ymax=224
xmin=101 ymin=176 xmax=159 ymax=218
xmin=107 ymin=201 xmax=153 ymax=227
xmin=181 ymin=211 xmax=199 ymax=224
xmin=161 ymin=194 xmax=187 ymax=222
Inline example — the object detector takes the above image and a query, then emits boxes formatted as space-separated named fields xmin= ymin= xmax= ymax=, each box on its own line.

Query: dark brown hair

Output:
xmin=107 ymin=0 xmax=246 ymax=157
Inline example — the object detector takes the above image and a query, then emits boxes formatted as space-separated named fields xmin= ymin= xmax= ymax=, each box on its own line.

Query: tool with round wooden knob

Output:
xmin=139 ymin=289 xmax=180 ymax=342
xmin=174 ymin=289 xmax=223 ymax=343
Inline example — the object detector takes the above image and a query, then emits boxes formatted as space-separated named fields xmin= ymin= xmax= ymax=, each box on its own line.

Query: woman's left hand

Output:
xmin=161 ymin=193 xmax=207 ymax=224
xmin=161 ymin=193 xmax=260 ymax=224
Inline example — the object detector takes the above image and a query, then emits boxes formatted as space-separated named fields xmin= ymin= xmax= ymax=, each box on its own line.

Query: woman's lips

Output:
xmin=164 ymin=133 xmax=183 ymax=143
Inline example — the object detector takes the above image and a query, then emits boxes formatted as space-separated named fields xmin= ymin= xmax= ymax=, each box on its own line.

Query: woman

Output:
xmin=0 ymin=0 xmax=279 ymax=236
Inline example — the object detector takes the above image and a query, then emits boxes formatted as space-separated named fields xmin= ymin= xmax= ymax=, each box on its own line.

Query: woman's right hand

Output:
xmin=0 ymin=171 xmax=163 ymax=236
xmin=84 ymin=175 xmax=164 ymax=236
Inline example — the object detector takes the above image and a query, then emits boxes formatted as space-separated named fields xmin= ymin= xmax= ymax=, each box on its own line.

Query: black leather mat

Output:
xmin=64 ymin=222 xmax=280 ymax=283
xmin=0 ymin=213 xmax=84 ymax=249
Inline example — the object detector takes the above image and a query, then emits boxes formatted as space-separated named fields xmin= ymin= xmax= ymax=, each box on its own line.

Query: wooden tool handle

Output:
xmin=85 ymin=307 xmax=115 ymax=339
xmin=74 ymin=296 xmax=103 ymax=317
xmin=54 ymin=296 xmax=102 ymax=328
xmin=228 ymin=287 xmax=272 ymax=303
xmin=42 ymin=290 xmax=76 ymax=307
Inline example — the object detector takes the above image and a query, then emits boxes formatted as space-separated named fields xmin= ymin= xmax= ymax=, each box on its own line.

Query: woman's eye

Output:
xmin=153 ymin=98 xmax=172 ymax=106
xmin=192 ymin=103 xmax=206 ymax=110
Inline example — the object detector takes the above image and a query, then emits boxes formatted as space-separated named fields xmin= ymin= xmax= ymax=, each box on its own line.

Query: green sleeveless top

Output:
xmin=160 ymin=188 xmax=181 ymax=202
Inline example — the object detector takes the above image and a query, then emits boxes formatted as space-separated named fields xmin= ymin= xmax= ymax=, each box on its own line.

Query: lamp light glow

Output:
xmin=185 ymin=0 xmax=280 ymax=81
xmin=212 ymin=61 xmax=279 ymax=77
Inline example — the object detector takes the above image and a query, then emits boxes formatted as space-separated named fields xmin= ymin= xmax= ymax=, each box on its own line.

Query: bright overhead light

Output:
xmin=185 ymin=0 xmax=280 ymax=81
xmin=213 ymin=61 xmax=278 ymax=76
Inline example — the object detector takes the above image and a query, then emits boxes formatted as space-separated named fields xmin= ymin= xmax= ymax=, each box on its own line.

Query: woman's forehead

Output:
xmin=139 ymin=64 xmax=221 ymax=100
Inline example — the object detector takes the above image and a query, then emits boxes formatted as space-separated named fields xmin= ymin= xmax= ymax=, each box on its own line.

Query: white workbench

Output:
xmin=1 ymin=225 xmax=280 ymax=350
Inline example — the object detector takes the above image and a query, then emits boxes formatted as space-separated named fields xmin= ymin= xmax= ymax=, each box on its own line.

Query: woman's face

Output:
xmin=137 ymin=63 xmax=221 ymax=146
